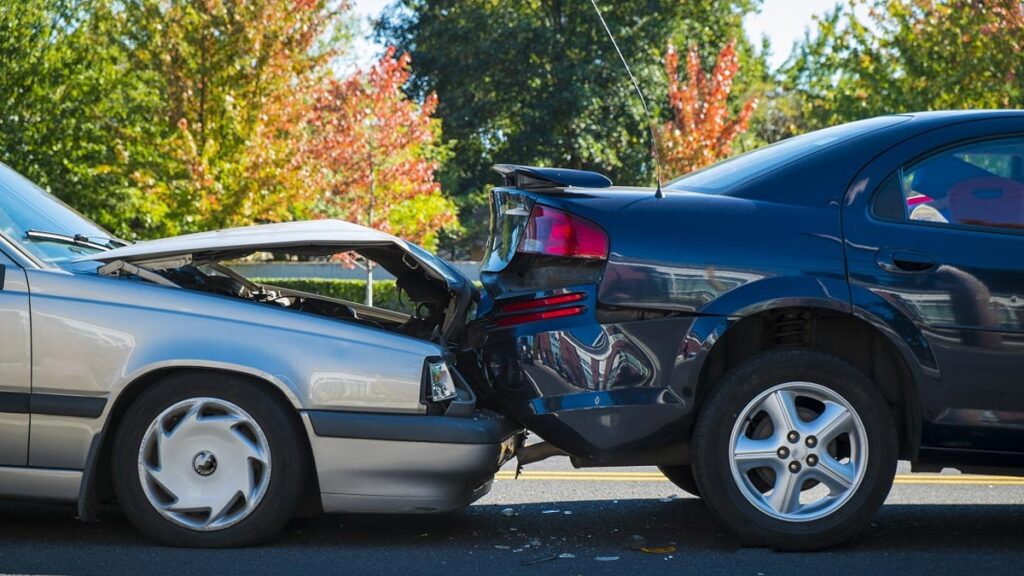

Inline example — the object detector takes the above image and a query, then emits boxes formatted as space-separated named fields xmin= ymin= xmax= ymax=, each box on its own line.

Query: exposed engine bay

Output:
xmin=98 ymin=244 xmax=467 ymax=345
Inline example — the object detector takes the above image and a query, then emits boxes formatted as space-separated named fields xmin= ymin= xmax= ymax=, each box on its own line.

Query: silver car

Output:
xmin=0 ymin=162 xmax=519 ymax=547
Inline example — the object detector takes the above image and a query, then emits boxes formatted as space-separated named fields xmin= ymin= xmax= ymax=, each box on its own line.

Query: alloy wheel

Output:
xmin=728 ymin=382 xmax=868 ymax=522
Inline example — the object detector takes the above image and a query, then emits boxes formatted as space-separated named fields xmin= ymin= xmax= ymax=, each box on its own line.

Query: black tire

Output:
xmin=111 ymin=371 xmax=309 ymax=547
xmin=658 ymin=465 xmax=701 ymax=497
xmin=692 ymin=349 xmax=897 ymax=551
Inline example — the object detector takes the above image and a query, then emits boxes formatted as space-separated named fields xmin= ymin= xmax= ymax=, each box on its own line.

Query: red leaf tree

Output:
xmin=304 ymin=47 xmax=456 ymax=247
xmin=659 ymin=40 xmax=758 ymax=176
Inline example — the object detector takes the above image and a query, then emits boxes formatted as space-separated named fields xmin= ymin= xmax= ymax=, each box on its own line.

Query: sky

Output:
xmin=348 ymin=0 xmax=852 ymax=70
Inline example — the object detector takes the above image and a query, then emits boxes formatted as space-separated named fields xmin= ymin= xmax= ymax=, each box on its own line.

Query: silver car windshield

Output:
xmin=666 ymin=115 xmax=911 ymax=194
xmin=0 ymin=162 xmax=117 ymax=266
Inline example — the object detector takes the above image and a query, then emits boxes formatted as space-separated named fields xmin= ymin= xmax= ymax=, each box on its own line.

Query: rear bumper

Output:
xmin=301 ymin=410 xmax=520 ymax=514
xmin=475 ymin=310 xmax=702 ymax=465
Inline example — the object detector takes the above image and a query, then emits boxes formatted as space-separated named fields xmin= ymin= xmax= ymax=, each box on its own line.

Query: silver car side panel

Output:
xmin=0 ymin=466 xmax=81 ymax=501
xmin=300 ymin=415 xmax=503 ymax=514
xmin=26 ymin=268 xmax=441 ymax=469
xmin=0 ymin=255 xmax=31 ymax=466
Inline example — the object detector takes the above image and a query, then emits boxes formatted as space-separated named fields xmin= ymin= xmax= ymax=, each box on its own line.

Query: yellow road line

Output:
xmin=494 ymin=471 xmax=1024 ymax=485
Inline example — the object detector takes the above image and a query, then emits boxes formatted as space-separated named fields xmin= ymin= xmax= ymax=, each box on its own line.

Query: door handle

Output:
xmin=0 ymin=263 xmax=5 ymax=290
xmin=875 ymin=249 xmax=938 ymax=274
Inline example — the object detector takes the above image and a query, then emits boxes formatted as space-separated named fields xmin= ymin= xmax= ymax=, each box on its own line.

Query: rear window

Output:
xmin=666 ymin=115 xmax=910 ymax=194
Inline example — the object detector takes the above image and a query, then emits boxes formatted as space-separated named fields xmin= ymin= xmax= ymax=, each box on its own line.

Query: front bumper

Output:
xmin=301 ymin=409 xmax=520 ymax=514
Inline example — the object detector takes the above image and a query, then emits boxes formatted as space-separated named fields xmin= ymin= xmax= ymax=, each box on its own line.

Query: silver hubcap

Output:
xmin=137 ymin=397 xmax=272 ymax=531
xmin=728 ymin=382 xmax=868 ymax=522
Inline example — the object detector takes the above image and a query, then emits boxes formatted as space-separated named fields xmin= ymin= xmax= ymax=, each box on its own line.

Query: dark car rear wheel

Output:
xmin=693 ymin=349 xmax=897 ymax=551
xmin=112 ymin=371 xmax=308 ymax=547
xmin=658 ymin=465 xmax=701 ymax=498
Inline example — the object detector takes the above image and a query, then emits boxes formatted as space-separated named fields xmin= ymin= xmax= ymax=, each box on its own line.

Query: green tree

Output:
xmin=115 ymin=0 xmax=350 ymax=235
xmin=0 ymin=0 xmax=169 ymax=239
xmin=378 ymin=0 xmax=764 ymax=257
xmin=785 ymin=0 xmax=1024 ymax=130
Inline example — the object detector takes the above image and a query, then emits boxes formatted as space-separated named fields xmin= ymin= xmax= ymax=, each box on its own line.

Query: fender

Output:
xmin=667 ymin=275 xmax=851 ymax=401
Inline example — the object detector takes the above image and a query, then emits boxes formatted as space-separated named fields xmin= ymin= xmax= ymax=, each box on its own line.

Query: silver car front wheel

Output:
xmin=113 ymin=372 xmax=307 ymax=547
xmin=138 ymin=397 xmax=272 ymax=531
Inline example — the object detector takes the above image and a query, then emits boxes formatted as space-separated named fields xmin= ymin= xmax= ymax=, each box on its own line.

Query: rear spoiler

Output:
xmin=493 ymin=164 xmax=612 ymax=190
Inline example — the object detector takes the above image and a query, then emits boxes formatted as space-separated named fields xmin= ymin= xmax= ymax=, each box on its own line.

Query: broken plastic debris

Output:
xmin=639 ymin=545 xmax=677 ymax=554
xmin=521 ymin=555 xmax=558 ymax=566
xmin=594 ymin=556 xmax=620 ymax=561
xmin=563 ymin=510 xmax=573 ymax=515
xmin=494 ymin=545 xmax=511 ymax=550
xmin=500 ymin=508 xmax=515 ymax=516
xmin=558 ymin=553 xmax=576 ymax=559
xmin=541 ymin=509 xmax=561 ymax=514
xmin=659 ymin=494 xmax=679 ymax=503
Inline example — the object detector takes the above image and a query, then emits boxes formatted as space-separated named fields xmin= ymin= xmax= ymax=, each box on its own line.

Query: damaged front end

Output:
xmin=81 ymin=220 xmax=475 ymax=349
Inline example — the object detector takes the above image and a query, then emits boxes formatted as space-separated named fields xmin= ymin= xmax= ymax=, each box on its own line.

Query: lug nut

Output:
xmin=805 ymin=436 xmax=818 ymax=448
xmin=806 ymin=454 xmax=818 ymax=467
xmin=777 ymin=446 xmax=790 ymax=459
xmin=787 ymin=430 xmax=800 ymax=443
xmin=788 ymin=461 xmax=802 ymax=473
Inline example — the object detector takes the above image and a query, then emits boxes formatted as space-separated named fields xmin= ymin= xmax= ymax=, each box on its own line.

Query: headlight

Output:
xmin=428 ymin=360 xmax=457 ymax=402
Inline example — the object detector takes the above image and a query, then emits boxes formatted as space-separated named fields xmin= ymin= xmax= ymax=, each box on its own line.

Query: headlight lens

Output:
xmin=429 ymin=360 xmax=457 ymax=402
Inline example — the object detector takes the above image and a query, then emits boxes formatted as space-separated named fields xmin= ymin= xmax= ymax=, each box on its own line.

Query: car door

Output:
xmin=0 ymin=244 xmax=31 ymax=465
xmin=844 ymin=117 xmax=1024 ymax=455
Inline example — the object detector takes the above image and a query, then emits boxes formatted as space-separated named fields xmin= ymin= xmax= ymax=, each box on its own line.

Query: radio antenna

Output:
xmin=588 ymin=0 xmax=665 ymax=199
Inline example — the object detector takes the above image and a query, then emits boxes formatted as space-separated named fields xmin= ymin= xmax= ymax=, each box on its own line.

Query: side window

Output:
xmin=878 ymin=137 xmax=1024 ymax=232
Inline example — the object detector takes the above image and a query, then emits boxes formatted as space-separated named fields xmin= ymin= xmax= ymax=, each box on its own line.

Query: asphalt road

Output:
xmin=2 ymin=460 xmax=1024 ymax=575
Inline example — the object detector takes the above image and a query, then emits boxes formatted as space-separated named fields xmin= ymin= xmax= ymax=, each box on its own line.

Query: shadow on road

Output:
xmin=2 ymin=498 xmax=1024 ymax=554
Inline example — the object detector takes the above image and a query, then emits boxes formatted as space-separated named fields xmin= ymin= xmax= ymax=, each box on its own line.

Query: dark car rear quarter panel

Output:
xmin=478 ymin=189 xmax=854 ymax=463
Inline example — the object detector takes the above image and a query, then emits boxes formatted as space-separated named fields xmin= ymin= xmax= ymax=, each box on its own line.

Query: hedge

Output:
xmin=253 ymin=278 xmax=413 ymax=313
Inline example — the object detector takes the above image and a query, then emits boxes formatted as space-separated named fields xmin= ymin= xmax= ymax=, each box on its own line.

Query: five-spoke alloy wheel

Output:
xmin=693 ymin=349 xmax=898 ymax=550
xmin=113 ymin=371 xmax=308 ymax=548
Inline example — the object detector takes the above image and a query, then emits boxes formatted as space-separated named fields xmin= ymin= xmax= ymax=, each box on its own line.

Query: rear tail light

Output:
xmin=517 ymin=205 xmax=608 ymax=259
xmin=494 ymin=291 xmax=587 ymax=327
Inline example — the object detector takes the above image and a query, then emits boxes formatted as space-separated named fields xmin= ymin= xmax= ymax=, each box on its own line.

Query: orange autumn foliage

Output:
xmin=303 ymin=46 xmax=456 ymax=250
xmin=659 ymin=40 xmax=758 ymax=176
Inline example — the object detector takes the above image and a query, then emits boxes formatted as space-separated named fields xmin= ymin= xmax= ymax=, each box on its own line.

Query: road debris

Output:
xmin=500 ymin=508 xmax=515 ymax=516
xmin=541 ymin=509 xmax=561 ymax=514
xmin=594 ymin=556 xmax=620 ymax=561
xmin=521 ymin=555 xmax=558 ymax=566
xmin=558 ymin=553 xmax=576 ymax=559
xmin=659 ymin=494 xmax=679 ymax=503
xmin=639 ymin=545 xmax=677 ymax=554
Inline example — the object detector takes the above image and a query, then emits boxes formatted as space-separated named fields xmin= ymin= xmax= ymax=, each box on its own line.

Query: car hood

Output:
xmin=78 ymin=219 xmax=474 ymax=338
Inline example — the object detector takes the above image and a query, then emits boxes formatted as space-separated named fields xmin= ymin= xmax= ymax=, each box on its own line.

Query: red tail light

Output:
xmin=517 ymin=205 xmax=608 ymax=259
xmin=495 ymin=306 xmax=586 ymax=327
xmin=494 ymin=291 xmax=588 ymax=327
xmin=499 ymin=292 xmax=586 ymax=313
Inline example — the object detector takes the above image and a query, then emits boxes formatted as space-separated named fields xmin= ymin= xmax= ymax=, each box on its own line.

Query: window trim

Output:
xmin=0 ymin=230 xmax=42 ymax=270
xmin=868 ymin=134 xmax=1024 ymax=238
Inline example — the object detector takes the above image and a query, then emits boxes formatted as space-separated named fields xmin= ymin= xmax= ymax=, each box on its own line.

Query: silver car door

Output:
xmin=0 ymin=248 xmax=30 ymax=465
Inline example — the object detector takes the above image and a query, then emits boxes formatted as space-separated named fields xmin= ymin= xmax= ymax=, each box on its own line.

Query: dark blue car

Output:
xmin=467 ymin=110 xmax=1024 ymax=550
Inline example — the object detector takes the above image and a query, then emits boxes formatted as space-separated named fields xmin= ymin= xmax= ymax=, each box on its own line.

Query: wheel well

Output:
xmin=80 ymin=367 xmax=322 ymax=520
xmin=696 ymin=307 xmax=920 ymax=459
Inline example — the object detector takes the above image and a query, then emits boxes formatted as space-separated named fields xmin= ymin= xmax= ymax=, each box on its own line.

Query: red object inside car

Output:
xmin=948 ymin=176 xmax=1024 ymax=229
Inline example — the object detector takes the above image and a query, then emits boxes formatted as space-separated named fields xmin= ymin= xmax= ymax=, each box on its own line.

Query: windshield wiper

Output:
xmin=25 ymin=229 xmax=115 ymax=251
